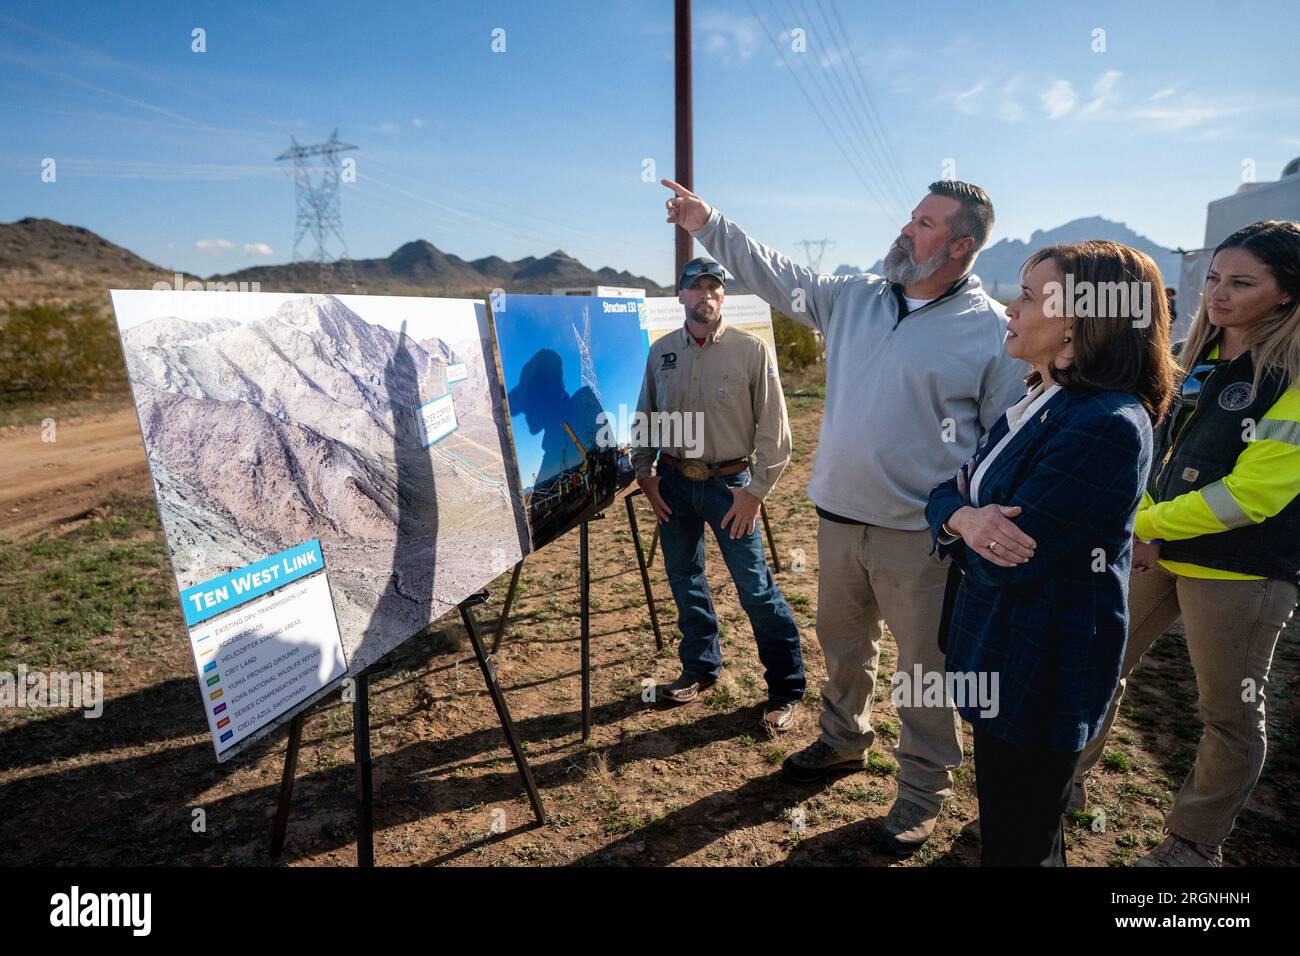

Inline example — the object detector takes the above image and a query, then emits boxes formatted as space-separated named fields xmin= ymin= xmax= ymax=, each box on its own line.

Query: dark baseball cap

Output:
xmin=677 ymin=257 xmax=726 ymax=290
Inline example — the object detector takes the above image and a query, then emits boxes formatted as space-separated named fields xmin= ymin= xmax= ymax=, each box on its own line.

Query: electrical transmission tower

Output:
xmin=276 ymin=129 xmax=359 ymax=288
xmin=573 ymin=306 xmax=602 ymax=406
xmin=794 ymin=238 xmax=836 ymax=273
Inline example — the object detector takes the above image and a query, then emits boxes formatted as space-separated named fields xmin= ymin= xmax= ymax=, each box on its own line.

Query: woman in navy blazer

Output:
xmin=926 ymin=241 xmax=1176 ymax=866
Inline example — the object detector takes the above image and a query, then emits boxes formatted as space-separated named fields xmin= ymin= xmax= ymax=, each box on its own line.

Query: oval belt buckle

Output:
xmin=680 ymin=459 xmax=710 ymax=481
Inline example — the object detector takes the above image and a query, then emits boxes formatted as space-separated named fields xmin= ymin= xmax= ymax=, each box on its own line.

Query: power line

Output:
xmin=792 ymin=0 xmax=912 ymax=213
xmin=746 ymin=0 xmax=906 ymax=225
xmin=765 ymin=0 xmax=907 ymax=221
xmin=821 ymin=0 xmax=914 ymax=201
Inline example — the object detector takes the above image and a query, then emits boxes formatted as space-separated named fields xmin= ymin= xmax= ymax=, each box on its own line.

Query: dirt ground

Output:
xmin=1 ymin=369 xmax=1297 ymax=867
xmin=0 ymin=398 xmax=149 ymax=536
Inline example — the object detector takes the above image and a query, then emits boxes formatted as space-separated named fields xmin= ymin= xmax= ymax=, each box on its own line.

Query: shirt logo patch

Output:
xmin=661 ymin=352 xmax=677 ymax=370
xmin=1181 ymin=466 xmax=1200 ymax=482
xmin=1218 ymin=382 xmax=1254 ymax=411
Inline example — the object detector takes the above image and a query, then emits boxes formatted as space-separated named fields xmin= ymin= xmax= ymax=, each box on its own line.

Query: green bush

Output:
xmin=771 ymin=309 xmax=820 ymax=372
xmin=0 ymin=300 xmax=127 ymax=402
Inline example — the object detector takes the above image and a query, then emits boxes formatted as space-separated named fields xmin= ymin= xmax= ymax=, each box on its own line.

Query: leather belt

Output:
xmin=659 ymin=454 xmax=749 ymax=481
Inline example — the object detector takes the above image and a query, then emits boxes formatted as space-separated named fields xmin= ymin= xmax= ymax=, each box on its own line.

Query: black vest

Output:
xmin=1149 ymin=341 xmax=1300 ymax=581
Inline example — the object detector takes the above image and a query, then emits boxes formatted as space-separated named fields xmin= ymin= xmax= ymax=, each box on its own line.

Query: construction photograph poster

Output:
xmin=493 ymin=294 xmax=649 ymax=550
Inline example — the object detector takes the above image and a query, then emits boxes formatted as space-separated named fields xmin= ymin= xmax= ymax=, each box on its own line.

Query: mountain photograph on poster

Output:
xmin=111 ymin=290 xmax=528 ymax=673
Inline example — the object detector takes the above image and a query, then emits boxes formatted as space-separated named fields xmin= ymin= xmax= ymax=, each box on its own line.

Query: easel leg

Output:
xmin=353 ymin=670 xmax=374 ymax=867
xmin=760 ymin=501 xmax=782 ymax=573
xmin=647 ymin=526 xmax=659 ymax=566
xmin=269 ymin=711 xmax=306 ymax=861
xmin=625 ymin=494 xmax=664 ymax=651
xmin=491 ymin=560 xmax=524 ymax=654
xmin=460 ymin=593 xmax=548 ymax=826
xmin=580 ymin=519 xmax=591 ymax=741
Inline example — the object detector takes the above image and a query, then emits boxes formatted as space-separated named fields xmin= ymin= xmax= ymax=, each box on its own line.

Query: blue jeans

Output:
xmin=657 ymin=468 xmax=805 ymax=707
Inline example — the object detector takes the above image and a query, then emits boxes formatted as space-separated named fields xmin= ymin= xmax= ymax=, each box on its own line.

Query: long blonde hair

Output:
xmin=1181 ymin=220 xmax=1300 ymax=397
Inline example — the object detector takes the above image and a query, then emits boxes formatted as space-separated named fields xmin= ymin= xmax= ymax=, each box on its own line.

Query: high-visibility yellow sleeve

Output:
xmin=1135 ymin=387 xmax=1300 ymax=542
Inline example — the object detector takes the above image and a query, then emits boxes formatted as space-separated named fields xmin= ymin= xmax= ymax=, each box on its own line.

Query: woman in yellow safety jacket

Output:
xmin=1074 ymin=219 xmax=1300 ymax=867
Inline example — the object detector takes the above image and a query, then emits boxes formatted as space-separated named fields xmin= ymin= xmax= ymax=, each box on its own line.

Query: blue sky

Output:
xmin=2 ymin=1 xmax=1298 ymax=286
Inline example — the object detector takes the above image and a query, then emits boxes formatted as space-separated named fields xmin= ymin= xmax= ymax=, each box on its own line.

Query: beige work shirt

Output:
xmin=631 ymin=316 xmax=792 ymax=500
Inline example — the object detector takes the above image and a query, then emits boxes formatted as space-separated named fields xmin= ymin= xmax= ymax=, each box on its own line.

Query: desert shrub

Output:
xmin=771 ymin=309 xmax=820 ymax=372
xmin=0 ymin=300 xmax=127 ymax=402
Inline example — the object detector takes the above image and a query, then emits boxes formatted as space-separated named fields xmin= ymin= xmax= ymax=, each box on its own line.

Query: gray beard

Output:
xmin=883 ymin=237 xmax=951 ymax=286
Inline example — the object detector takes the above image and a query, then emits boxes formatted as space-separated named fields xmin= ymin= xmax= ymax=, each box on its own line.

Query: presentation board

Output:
xmin=641 ymin=293 xmax=780 ymax=369
xmin=492 ymin=294 xmax=650 ymax=550
xmin=111 ymin=290 xmax=528 ymax=761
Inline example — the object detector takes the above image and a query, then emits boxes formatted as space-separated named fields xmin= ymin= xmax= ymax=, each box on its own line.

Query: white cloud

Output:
xmin=1080 ymin=70 xmax=1123 ymax=115
xmin=1041 ymin=80 xmax=1077 ymax=119
xmin=411 ymin=117 xmax=424 ymax=128
xmin=697 ymin=10 xmax=761 ymax=63
xmin=244 ymin=242 xmax=274 ymax=256
xmin=951 ymin=79 xmax=989 ymax=115
xmin=1150 ymin=87 xmax=1175 ymax=101
xmin=997 ymin=77 xmax=1026 ymax=122
xmin=195 ymin=238 xmax=235 ymax=252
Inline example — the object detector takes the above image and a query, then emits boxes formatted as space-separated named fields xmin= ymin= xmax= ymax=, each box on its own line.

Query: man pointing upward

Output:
xmin=661 ymin=177 xmax=1026 ymax=854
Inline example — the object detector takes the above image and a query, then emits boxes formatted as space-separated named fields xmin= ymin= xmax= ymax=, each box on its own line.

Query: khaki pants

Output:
xmin=815 ymin=518 xmax=962 ymax=815
xmin=1077 ymin=564 xmax=1298 ymax=846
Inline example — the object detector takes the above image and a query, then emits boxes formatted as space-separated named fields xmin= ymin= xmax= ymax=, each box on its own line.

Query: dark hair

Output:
xmin=1181 ymin=219 xmax=1300 ymax=394
xmin=927 ymin=180 xmax=994 ymax=264
xmin=1021 ymin=240 xmax=1177 ymax=421
xmin=1214 ymin=220 xmax=1300 ymax=298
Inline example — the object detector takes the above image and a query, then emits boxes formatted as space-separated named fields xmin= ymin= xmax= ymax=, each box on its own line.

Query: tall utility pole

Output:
xmin=674 ymin=0 xmax=693 ymax=277
xmin=276 ymin=129 xmax=359 ymax=288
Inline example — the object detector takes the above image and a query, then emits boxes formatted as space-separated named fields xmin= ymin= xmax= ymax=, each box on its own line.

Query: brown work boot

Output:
xmin=878 ymin=799 xmax=938 ymax=854
xmin=780 ymin=739 xmax=867 ymax=783
xmin=1134 ymin=833 xmax=1223 ymax=867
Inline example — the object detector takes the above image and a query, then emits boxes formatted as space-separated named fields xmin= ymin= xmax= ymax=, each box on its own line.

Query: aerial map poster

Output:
xmin=492 ymin=294 xmax=649 ymax=550
xmin=110 ymin=290 xmax=528 ymax=760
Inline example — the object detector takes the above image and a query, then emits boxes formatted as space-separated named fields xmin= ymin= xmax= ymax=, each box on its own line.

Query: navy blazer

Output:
xmin=925 ymin=386 xmax=1153 ymax=752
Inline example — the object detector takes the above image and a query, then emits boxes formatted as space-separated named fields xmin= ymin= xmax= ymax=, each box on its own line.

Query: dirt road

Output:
xmin=0 ymin=407 xmax=152 ymax=535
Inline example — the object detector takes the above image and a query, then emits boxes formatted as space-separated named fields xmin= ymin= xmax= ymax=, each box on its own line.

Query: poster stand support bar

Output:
xmin=353 ymin=668 xmax=375 ymax=867
xmin=643 ymin=500 xmax=780 ymax=573
xmin=490 ymin=560 xmax=524 ymax=655
xmin=624 ymin=493 xmax=664 ymax=651
xmin=460 ymin=590 xmax=548 ymax=826
xmin=270 ymin=711 xmax=305 ymax=861
xmin=580 ymin=519 xmax=592 ymax=741
xmin=268 ymin=592 xmax=545 ymax=866
xmin=760 ymin=501 xmax=782 ymax=573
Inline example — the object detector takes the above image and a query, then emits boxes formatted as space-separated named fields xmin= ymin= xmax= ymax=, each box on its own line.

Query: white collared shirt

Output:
xmin=969 ymin=383 xmax=1062 ymax=506
xmin=937 ymin=382 xmax=1061 ymax=545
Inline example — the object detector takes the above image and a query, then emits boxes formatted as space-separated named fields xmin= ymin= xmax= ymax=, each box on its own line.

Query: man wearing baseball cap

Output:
xmin=632 ymin=257 xmax=806 ymax=733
